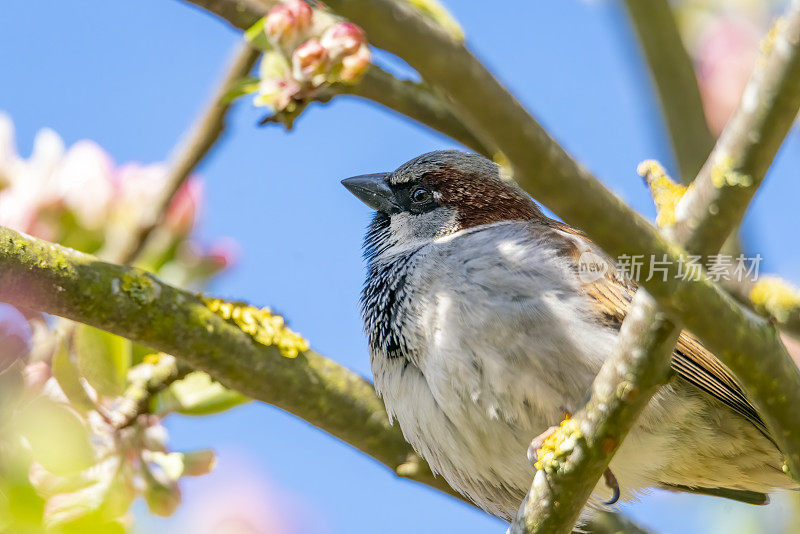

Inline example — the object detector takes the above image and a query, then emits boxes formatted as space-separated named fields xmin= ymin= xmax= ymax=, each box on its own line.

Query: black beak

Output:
xmin=341 ymin=173 xmax=399 ymax=213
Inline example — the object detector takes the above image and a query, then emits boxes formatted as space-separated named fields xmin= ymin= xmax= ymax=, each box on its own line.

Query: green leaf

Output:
xmin=161 ymin=372 xmax=248 ymax=416
xmin=74 ymin=325 xmax=131 ymax=397
xmin=244 ymin=17 xmax=272 ymax=52
xmin=222 ymin=76 xmax=261 ymax=104
xmin=52 ymin=340 xmax=96 ymax=412
xmin=16 ymin=398 xmax=96 ymax=476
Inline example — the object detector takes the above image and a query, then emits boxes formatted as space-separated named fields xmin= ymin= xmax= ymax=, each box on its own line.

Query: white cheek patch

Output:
xmin=389 ymin=208 xmax=459 ymax=246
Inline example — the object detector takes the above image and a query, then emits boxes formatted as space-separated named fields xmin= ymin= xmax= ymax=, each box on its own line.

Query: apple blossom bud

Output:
xmin=205 ymin=238 xmax=240 ymax=272
xmin=292 ymin=39 xmax=328 ymax=82
xmin=339 ymin=44 xmax=371 ymax=82
xmin=165 ymin=178 xmax=203 ymax=236
xmin=320 ymin=22 xmax=367 ymax=59
xmin=265 ymin=0 xmax=313 ymax=43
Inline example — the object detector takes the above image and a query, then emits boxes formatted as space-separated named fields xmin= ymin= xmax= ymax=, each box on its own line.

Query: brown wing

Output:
xmin=539 ymin=220 xmax=771 ymax=440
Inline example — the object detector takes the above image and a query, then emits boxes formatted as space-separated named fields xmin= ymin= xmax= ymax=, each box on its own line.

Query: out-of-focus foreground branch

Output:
xmin=510 ymin=293 xmax=679 ymax=534
xmin=511 ymin=5 xmax=800 ymax=531
xmin=622 ymin=0 xmax=715 ymax=182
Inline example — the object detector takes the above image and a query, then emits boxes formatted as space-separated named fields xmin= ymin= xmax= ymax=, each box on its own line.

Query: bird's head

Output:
xmin=342 ymin=150 xmax=542 ymax=258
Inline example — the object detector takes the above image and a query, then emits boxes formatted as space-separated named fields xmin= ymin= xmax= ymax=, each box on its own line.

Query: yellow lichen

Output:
xmin=534 ymin=415 xmax=582 ymax=473
xmin=406 ymin=0 xmax=464 ymax=43
xmin=759 ymin=17 xmax=786 ymax=69
xmin=637 ymin=160 xmax=687 ymax=227
xmin=143 ymin=353 xmax=163 ymax=365
xmin=710 ymin=156 xmax=753 ymax=189
xmin=202 ymin=297 xmax=309 ymax=358
xmin=750 ymin=277 xmax=800 ymax=323
xmin=121 ymin=272 xmax=160 ymax=305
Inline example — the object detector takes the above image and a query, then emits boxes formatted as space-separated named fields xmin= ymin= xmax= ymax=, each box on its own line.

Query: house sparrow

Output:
xmin=342 ymin=150 xmax=794 ymax=521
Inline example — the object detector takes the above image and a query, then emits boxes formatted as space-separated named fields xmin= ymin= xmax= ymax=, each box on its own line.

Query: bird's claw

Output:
xmin=527 ymin=425 xmax=560 ymax=466
xmin=602 ymin=467 xmax=620 ymax=505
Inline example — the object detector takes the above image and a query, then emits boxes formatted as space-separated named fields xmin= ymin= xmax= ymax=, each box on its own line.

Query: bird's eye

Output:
xmin=411 ymin=187 xmax=432 ymax=204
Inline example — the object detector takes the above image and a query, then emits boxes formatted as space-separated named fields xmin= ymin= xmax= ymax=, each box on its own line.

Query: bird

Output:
xmin=341 ymin=150 xmax=795 ymax=521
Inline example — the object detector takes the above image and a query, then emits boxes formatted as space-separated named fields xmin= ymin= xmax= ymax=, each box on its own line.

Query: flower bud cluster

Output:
xmin=250 ymin=0 xmax=371 ymax=113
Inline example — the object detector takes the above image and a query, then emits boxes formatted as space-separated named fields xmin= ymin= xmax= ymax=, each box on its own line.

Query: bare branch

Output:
xmin=177 ymin=0 xmax=268 ymax=29
xmin=622 ymin=0 xmax=715 ymax=182
xmin=510 ymin=293 xmax=678 ymax=534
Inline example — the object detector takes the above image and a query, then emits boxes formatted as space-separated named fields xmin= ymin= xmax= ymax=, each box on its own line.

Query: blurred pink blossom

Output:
xmin=204 ymin=237 xmax=240 ymax=271
xmin=339 ymin=44 xmax=371 ymax=83
xmin=266 ymin=0 xmax=313 ymax=44
xmin=320 ymin=22 xmax=367 ymax=59
xmin=23 ymin=361 xmax=51 ymax=396
xmin=53 ymin=140 xmax=115 ymax=231
xmin=165 ymin=178 xmax=203 ymax=236
xmin=179 ymin=458 xmax=315 ymax=534
xmin=0 ymin=126 xmax=65 ymax=239
xmin=696 ymin=16 xmax=760 ymax=135
xmin=292 ymin=39 xmax=329 ymax=82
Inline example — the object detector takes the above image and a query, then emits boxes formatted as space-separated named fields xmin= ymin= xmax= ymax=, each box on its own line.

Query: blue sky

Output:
xmin=2 ymin=1 xmax=800 ymax=533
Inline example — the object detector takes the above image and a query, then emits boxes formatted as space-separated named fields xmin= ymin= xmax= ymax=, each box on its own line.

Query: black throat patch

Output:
xmin=361 ymin=213 xmax=418 ymax=360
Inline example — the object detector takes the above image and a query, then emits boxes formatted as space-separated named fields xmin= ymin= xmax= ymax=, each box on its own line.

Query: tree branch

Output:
xmin=177 ymin=0 xmax=268 ymax=29
xmin=341 ymin=65 xmax=494 ymax=157
xmin=510 ymin=293 xmax=678 ymax=534
xmin=622 ymin=0 xmax=715 ymax=182
xmin=0 ymin=225 xmax=463 ymax=502
xmin=511 ymin=6 xmax=800 ymax=531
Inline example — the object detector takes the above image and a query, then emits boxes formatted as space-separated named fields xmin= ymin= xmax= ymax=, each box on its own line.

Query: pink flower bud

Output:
xmin=205 ymin=238 xmax=240 ymax=272
xmin=339 ymin=44 xmax=371 ymax=82
xmin=320 ymin=22 xmax=367 ymax=59
xmin=266 ymin=0 xmax=313 ymax=43
xmin=292 ymin=39 xmax=329 ymax=82
xmin=165 ymin=178 xmax=203 ymax=236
